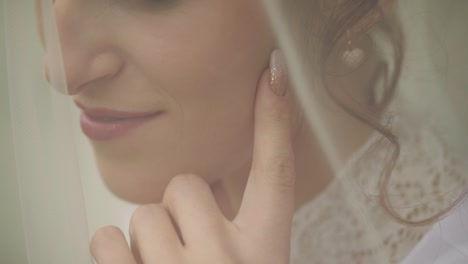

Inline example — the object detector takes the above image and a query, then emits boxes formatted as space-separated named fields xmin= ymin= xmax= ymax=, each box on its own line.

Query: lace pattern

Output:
xmin=290 ymin=118 xmax=466 ymax=264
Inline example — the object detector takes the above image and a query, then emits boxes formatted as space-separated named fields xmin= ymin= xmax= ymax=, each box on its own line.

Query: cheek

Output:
xmin=140 ymin=9 xmax=272 ymax=172
xmin=165 ymin=20 xmax=272 ymax=174
xmin=92 ymin=4 xmax=273 ymax=204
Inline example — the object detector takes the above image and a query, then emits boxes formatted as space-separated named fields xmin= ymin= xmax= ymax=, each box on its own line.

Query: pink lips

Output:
xmin=75 ymin=101 xmax=162 ymax=141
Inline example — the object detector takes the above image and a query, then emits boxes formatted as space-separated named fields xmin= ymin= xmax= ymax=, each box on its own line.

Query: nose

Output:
xmin=44 ymin=1 xmax=123 ymax=95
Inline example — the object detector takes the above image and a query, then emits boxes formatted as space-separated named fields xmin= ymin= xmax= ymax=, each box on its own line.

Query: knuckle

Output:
xmin=163 ymin=173 xmax=204 ymax=202
xmin=128 ymin=204 xmax=166 ymax=250
xmin=130 ymin=204 xmax=165 ymax=229
xmin=172 ymin=173 xmax=203 ymax=186
xmin=277 ymin=155 xmax=295 ymax=173
xmin=269 ymin=156 xmax=296 ymax=188
xmin=90 ymin=225 xmax=124 ymax=253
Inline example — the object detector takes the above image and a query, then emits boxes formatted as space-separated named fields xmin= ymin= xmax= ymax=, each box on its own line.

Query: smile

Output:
xmin=75 ymin=101 xmax=163 ymax=141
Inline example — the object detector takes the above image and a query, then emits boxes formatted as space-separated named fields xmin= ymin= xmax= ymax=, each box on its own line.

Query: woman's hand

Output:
xmin=90 ymin=51 xmax=295 ymax=264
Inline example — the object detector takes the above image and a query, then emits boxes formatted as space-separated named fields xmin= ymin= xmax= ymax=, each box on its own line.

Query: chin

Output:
xmin=95 ymin=160 xmax=174 ymax=204
xmin=94 ymin=158 xmax=226 ymax=205
xmin=89 ymin=130 xmax=254 ymax=204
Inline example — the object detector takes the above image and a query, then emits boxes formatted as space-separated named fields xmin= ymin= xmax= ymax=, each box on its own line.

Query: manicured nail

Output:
xmin=269 ymin=49 xmax=288 ymax=97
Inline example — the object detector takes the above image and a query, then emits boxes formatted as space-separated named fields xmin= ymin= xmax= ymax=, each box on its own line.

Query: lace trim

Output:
xmin=291 ymin=121 xmax=466 ymax=264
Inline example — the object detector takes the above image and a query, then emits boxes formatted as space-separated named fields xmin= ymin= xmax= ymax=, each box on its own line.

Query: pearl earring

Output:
xmin=342 ymin=40 xmax=365 ymax=69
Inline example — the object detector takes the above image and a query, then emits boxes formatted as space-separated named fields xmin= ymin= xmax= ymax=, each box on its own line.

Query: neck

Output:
xmin=219 ymin=122 xmax=334 ymax=218
xmin=217 ymin=112 xmax=373 ymax=218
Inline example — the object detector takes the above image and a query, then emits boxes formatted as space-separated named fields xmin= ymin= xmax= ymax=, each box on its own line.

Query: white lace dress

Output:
xmin=290 ymin=118 xmax=466 ymax=264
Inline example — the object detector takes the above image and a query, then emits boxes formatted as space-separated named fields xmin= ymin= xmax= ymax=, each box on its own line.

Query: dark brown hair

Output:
xmin=318 ymin=0 xmax=461 ymax=226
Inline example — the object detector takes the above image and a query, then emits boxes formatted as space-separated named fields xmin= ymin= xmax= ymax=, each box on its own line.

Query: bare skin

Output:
xmin=36 ymin=0 xmax=393 ymax=263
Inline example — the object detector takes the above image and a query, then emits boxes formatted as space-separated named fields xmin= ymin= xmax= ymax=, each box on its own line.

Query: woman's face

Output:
xmin=41 ymin=0 xmax=275 ymax=203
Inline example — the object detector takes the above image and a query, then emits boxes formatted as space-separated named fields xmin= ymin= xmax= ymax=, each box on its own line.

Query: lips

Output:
xmin=75 ymin=101 xmax=163 ymax=141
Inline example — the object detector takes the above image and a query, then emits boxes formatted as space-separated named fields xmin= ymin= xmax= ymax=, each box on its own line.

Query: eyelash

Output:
xmin=51 ymin=0 xmax=175 ymax=11
xmin=143 ymin=0 xmax=177 ymax=9
xmin=147 ymin=0 xmax=174 ymax=5
xmin=51 ymin=0 xmax=168 ymax=4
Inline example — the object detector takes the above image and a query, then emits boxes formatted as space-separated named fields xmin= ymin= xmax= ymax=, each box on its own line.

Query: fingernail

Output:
xmin=269 ymin=49 xmax=288 ymax=97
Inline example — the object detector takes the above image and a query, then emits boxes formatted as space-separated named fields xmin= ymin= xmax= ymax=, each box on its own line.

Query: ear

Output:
xmin=346 ymin=0 xmax=398 ymax=39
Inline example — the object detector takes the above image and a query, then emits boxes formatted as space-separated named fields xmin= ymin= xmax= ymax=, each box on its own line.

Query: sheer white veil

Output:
xmin=2 ymin=1 xmax=93 ymax=263
xmin=263 ymin=1 xmax=467 ymax=262
xmin=1 ymin=0 xmax=467 ymax=263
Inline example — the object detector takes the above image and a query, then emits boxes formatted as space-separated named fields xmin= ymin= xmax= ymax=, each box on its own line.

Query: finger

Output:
xmin=235 ymin=50 xmax=296 ymax=236
xmin=90 ymin=226 xmax=137 ymax=264
xmin=163 ymin=174 xmax=227 ymax=246
xmin=211 ymin=180 xmax=235 ymax=221
xmin=129 ymin=204 xmax=182 ymax=263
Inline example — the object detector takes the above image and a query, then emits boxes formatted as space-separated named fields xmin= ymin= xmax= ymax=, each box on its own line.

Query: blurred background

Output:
xmin=0 ymin=1 xmax=29 ymax=262
xmin=1 ymin=1 xmax=137 ymax=263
